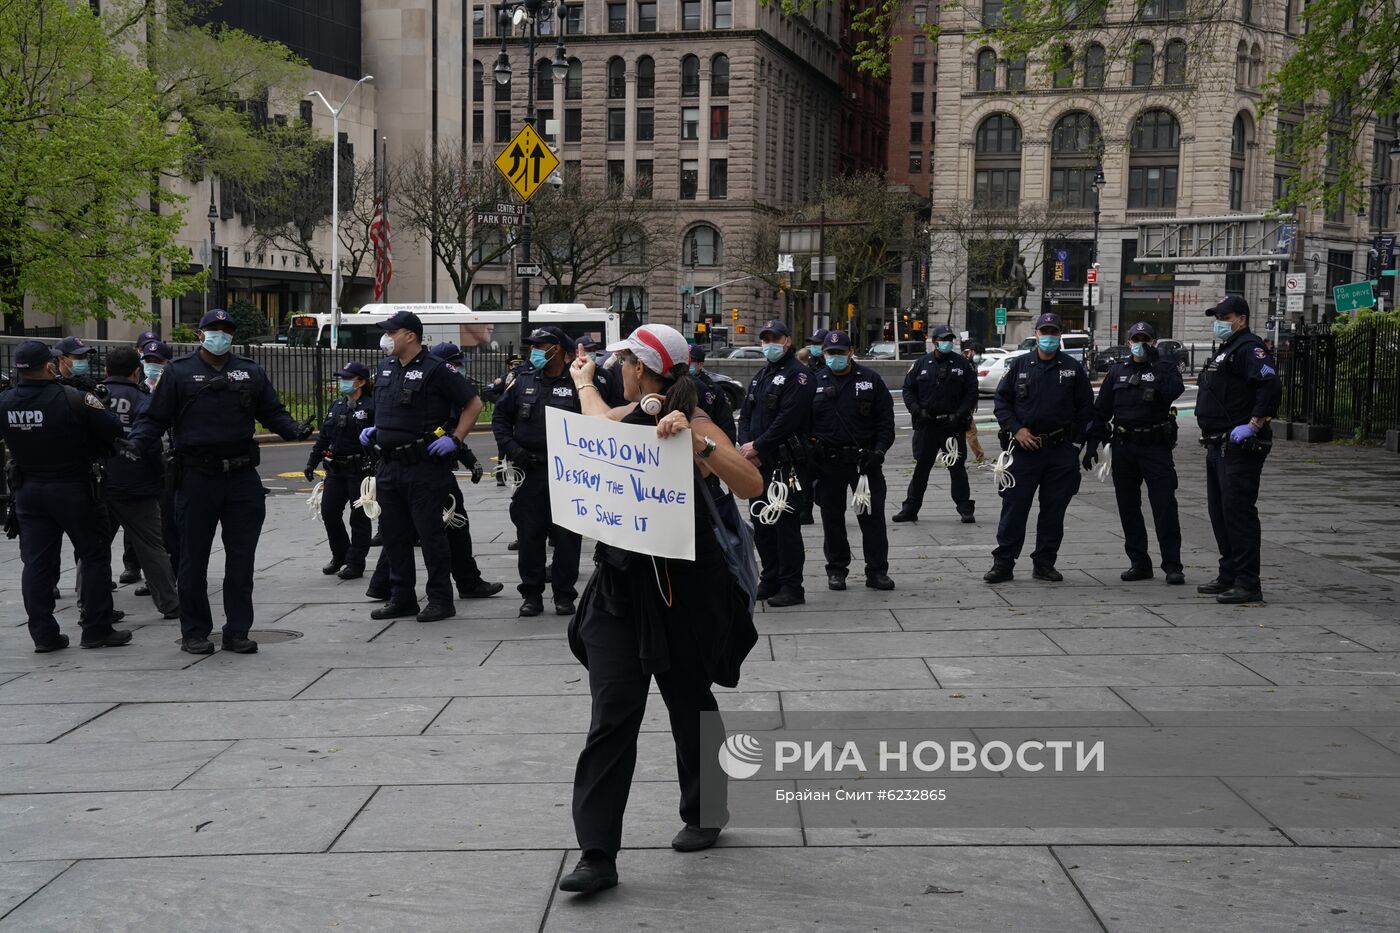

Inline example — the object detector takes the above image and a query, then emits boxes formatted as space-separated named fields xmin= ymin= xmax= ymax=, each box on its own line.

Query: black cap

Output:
xmin=576 ymin=336 xmax=602 ymax=351
xmin=135 ymin=331 xmax=159 ymax=347
xmin=689 ymin=345 xmax=707 ymax=362
xmin=140 ymin=340 xmax=173 ymax=362
xmin=335 ymin=361 xmax=371 ymax=379
xmin=1205 ymin=295 xmax=1250 ymax=318
xmin=523 ymin=325 xmax=569 ymax=347
xmin=823 ymin=330 xmax=853 ymax=350
xmin=377 ymin=310 xmax=424 ymax=337
xmin=806 ymin=328 xmax=829 ymax=345
xmin=1034 ymin=312 xmax=1063 ymax=332
xmin=759 ymin=319 xmax=790 ymax=338
xmin=429 ymin=341 xmax=463 ymax=362
xmin=1126 ymin=321 xmax=1156 ymax=340
xmin=931 ymin=324 xmax=955 ymax=339
xmin=13 ymin=340 xmax=57 ymax=369
xmin=54 ymin=336 xmax=94 ymax=356
xmin=198 ymin=308 xmax=233 ymax=329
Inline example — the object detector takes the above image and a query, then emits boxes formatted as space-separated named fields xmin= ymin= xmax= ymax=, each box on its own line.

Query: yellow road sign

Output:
xmin=494 ymin=123 xmax=560 ymax=202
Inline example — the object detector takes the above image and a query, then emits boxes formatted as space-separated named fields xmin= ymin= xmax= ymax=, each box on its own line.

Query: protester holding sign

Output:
xmin=558 ymin=324 xmax=761 ymax=898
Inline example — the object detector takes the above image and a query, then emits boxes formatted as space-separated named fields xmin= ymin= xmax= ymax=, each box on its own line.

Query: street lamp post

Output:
xmin=307 ymin=74 xmax=374 ymax=350
xmin=1089 ymin=159 xmax=1105 ymax=342
xmin=495 ymin=0 xmax=570 ymax=347
xmin=207 ymin=182 xmax=218 ymax=317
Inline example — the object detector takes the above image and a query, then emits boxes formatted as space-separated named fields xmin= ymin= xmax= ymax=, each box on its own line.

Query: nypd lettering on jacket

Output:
xmin=738 ymin=349 xmax=815 ymax=463
xmin=812 ymin=363 xmax=896 ymax=451
xmin=0 ymin=380 xmax=122 ymax=482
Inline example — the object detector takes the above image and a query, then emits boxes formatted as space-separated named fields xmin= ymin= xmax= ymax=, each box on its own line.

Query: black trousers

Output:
xmin=377 ymin=459 xmax=456 ymax=608
xmin=121 ymin=531 xmax=140 ymax=575
xmin=161 ymin=488 xmax=180 ymax=577
xmin=571 ymin=599 xmax=726 ymax=859
xmin=1205 ymin=443 xmax=1267 ymax=591
xmin=174 ymin=467 xmax=267 ymax=641
xmin=509 ymin=466 xmax=580 ymax=601
xmin=901 ymin=424 xmax=972 ymax=516
xmin=1111 ymin=443 xmax=1182 ymax=574
xmin=105 ymin=495 xmax=179 ymax=615
xmin=815 ymin=462 xmax=889 ymax=577
xmin=992 ymin=443 xmax=1081 ymax=567
xmin=320 ymin=470 xmax=372 ymax=568
xmin=17 ymin=480 xmax=118 ymax=646
xmin=751 ymin=464 xmax=805 ymax=594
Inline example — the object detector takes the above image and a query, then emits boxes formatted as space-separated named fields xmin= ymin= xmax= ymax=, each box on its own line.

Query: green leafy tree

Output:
xmin=227 ymin=298 xmax=266 ymax=342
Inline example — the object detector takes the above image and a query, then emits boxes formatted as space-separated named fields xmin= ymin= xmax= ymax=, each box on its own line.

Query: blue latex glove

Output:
xmin=427 ymin=435 xmax=459 ymax=457
xmin=359 ymin=426 xmax=376 ymax=447
xmin=1229 ymin=423 xmax=1257 ymax=445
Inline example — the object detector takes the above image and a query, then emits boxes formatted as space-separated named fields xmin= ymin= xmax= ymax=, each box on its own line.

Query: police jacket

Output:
xmin=993 ymin=350 xmax=1094 ymax=440
xmin=902 ymin=350 xmax=976 ymax=423
xmin=1093 ymin=350 xmax=1184 ymax=432
xmin=0 ymin=379 xmax=122 ymax=482
xmin=812 ymin=363 xmax=896 ymax=452
xmin=737 ymin=350 xmax=815 ymax=463
xmin=371 ymin=349 xmax=476 ymax=449
xmin=129 ymin=352 xmax=303 ymax=456
xmin=695 ymin=371 xmax=737 ymax=443
xmin=100 ymin=376 xmax=162 ymax=498
xmin=1196 ymin=328 xmax=1281 ymax=434
xmin=310 ymin=393 xmax=375 ymax=471
xmin=491 ymin=366 xmax=590 ymax=462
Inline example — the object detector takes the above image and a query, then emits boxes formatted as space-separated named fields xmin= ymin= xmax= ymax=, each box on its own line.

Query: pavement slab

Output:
xmin=0 ymin=704 xmax=113 ymax=744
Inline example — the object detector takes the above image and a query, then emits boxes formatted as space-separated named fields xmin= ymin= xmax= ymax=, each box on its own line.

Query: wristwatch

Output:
xmin=698 ymin=436 xmax=717 ymax=459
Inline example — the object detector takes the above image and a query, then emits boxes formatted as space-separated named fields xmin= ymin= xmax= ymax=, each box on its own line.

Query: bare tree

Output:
xmin=528 ymin=182 xmax=677 ymax=302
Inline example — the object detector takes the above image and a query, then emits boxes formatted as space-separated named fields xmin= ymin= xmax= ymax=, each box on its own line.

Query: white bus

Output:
xmin=285 ymin=303 xmax=622 ymax=351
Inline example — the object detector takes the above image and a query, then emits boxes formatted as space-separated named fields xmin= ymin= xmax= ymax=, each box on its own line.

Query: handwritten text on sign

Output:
xmin=545 ymin=407 xmax=696 ymax=560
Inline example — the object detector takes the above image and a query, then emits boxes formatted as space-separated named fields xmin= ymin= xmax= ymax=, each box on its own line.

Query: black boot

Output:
xmin=1121 ymin=566 xmax=1153 ymax=581
xmin=338 ymin=564 xmax=365 ymax=580
xmin=558 ymin=852 xmax=618 ymax=894
xmin=958 ymin=501 xmax=976 ymax=524
xmin=983 ymin=562 xmax=1014 ymax=584
xmin=322 ymin=559 xmax=344 ymax=576
xmin=891 ymin=509 xmax=918 ymax=523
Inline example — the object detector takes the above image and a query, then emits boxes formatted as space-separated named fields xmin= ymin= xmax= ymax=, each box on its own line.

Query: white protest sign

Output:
xmin=545 ymin=407 xmax=696 ymax=560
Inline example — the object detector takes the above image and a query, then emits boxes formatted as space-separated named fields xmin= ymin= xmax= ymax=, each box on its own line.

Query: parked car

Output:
xmin=1155 ymin=339 xmax=1189 ymax=373
xmin=722 ymin=346 xmax=766 ymax=360
xmin=977 ymin=349 xmax=1029 ymax=395
xmin=865 ymin=340 xmax=928 ymax=360
xmin=1093 ymin=344 xmax=1132 ymax=374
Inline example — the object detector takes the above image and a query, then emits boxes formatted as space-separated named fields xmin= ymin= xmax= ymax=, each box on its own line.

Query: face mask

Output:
xmin=761 ymin=343 xmax=786 ymax=363
xmin=825 ymin=353 xmax=850 ymax=373
xmin=379 ymin=334 xmax=395 ymax=354
xmin=201 ymin=331 xmax=233 ymax=355
xmin=807 ymin=345 xmax=822 ymax=357
xmin=688 ymin=364 xmax=697 ymax=376
xmin=142 ymin=363 xmax=163 ymax=383
xmin=1212 ymin=319 xmax=1235 ymax=341
xmin=338 ymin=379 xmax=356 ymax=395
xmin=69 ymin=359 xmax=90 ymax=376
xmin=529 ymin=347 xmax=550 ymax=370
xmin=936 ymin=341 xmax=955 ymax=354
xmin=1038 ymin=335 xmax=1061 ymax=354
xmin=1129 ymin=342 xmax=1148 ymax=359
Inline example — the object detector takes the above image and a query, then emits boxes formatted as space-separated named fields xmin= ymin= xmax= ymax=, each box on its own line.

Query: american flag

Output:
xmin=369 ymin=196 xmax=393 ymax=301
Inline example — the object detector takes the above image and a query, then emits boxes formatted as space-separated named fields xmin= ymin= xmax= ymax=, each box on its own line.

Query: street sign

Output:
xmin=1081 ymin=286 xmax=1102 ymax=305
xmin=810 ymin=256 xmax=836 ymax=281
xmin=994 ymin=306 xmax=1007 ymax=327
xmin=1286 ymin=294 xmax=1304 ymax=314
xmin=776 ymin=253 xmax=795 ymax=274
xmin=475 ymin=202 xmax=525 ymax=226
xmin=1086 ymin=268 xmax=1098 ymax=285
xmin=1285 ymin=273 xmax=1307 ymax=295
xmin=1333 ymin=280 xmax=1375 ymax=312
xmin=493 ymin=124 xmax=559 ymax=202
xmin=515 ymin=262 xmax=542 ymax=277
xmin=1277 ymin=223 xmax=1296 ymax=256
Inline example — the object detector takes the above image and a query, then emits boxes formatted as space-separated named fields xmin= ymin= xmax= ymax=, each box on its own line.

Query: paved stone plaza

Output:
xmin=2 ymin=417 xmax=1398 ymax=932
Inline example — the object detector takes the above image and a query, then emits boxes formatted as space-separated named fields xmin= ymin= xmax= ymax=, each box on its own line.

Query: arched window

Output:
xmin=1052 ymin=45 xmax=1074 ymax=89
xmin=1050 ymin=112 xmax=1102 ymax=208
xmin=1230 ymin=112 xmax=1252 ymax=210
xmin=681 ymin=54 xmax=700 ymax=97
xmin=683 ymin=225 xmax=722 ymax=266
xmin=711 ymin=54 xmax=730 ymax=96
xmin=565 ymin=58 xmax=582 ymax=99
xmin=974 ymin=114 xmax=1022 ymax=209
xmin=1084 ymin=43 xmax=1105 ymax=89
xmin=636 ymin=55 xmax=655 ymax=98
xmin=1131 ymin=41 xmax=1154 ymax=87
xmin=1006 ymin=54 xmax=1026 ymax=90
xmin=1236 ymin=40 xmax=1250 ymax=86
xmin=1249 ymin=43 xmax=1263 ymax=86
xmin=1128 ymin=109 xmax=1180 ymax=209
xmin=539 ymin=59 xmax=557 ymax=100
xmin=976 ymin=48 xmax=997 ymax=92
xmin=1164 ymin=39 xmax=1186 ymax=84
xmin=606 ymin=57 xmax=625 ymax=98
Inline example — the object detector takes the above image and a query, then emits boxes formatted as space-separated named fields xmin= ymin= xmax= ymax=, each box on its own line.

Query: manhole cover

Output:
xmin=173 ymin=630 xmax=303 ymax=646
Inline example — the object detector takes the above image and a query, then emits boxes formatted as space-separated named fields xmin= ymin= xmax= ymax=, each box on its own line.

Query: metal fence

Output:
xmin=0 ymin=336 xmax=519 ymax=424
xmin=1281 ymin=320 xmax=1400 ymax=440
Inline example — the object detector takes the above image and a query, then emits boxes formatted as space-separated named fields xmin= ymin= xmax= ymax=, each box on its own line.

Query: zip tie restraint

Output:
xmin=305 ymin=480 xmax=324 ymax=515
xmin=852 ymin=472 xmax=873 ymax=515
xmin=750 ymin=469 xmax=793 ymax=525
xmin=443 ymin=496 xmax=468 ymax=528
xmin=993 ymin=448 xmax=1016 ymax=493
xmin=496 ymin=457 xmax=525 ymax=489
xmin=934 ymin=436 xmax=961 ymax=468
xmin=353 ymin=475 xmax=381 ymax=520
xmin=1096 ymin=443 xmax=1113 ymax=483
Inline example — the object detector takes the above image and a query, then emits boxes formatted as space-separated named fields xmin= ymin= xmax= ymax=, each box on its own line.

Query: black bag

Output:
xmin=695 ymin=475 xmax=759 ymax=689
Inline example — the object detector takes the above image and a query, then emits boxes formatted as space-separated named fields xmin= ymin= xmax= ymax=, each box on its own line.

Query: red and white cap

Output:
xmin=606 ymin=324 xmax=690 ymax=377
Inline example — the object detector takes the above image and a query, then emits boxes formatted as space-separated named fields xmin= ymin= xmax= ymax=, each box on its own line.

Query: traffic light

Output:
xmin=846 ymin=303 xmax=855 ymax=319
xmin=731 ymin=307 xmax=739 ymax=321
xmin=736 ymin=324 xmax=746 ymax=334
xmin=696 ymin=322 xmax=707 ymax=334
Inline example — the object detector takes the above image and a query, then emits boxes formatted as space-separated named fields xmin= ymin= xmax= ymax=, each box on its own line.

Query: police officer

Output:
xmin=127 ymin=308 xmax=313 ymax=654
xmin=306 ymin=361 xmax=375 ymax=580
xmin=804 ymin=329 xmax=829 ymax=372
xmin=0 ymin=340 xmax=130 ymax=652
xmin=791 ymin=328 xmax=828 ymax=524
xmin=359 ymin=311 xmax=483 ymax=623
xmin=894 ymin=324 xmax=978 ymax=524
xmin=482 ymin=352 xmax=528 ymax=489
xmin=99 ymin=347 xmax=180 ymax=618
xmin=136 ymin=340 xmax=179 ymax=587
xmin=688 ymin=346 xmax=737 ymax=443
xmin=737 ymin=319 xmax=815 ymax=607
xmin=492 ymin=325 xmax=589 ymax=617
xmin=809 ymin=331 xmax=895 ymax=591
xmin=53 ymin=336 xmax=101 ymax=394
xmin=1195 ymin=295 xmax=1281 ymax=604
xmin=1084 ymin=322 xmax=1186 ymax=585
xmin=985 ymin=312 xmax=1093 ymax=584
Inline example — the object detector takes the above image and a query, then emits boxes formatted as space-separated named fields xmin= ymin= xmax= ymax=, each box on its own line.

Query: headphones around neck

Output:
xmin=640 ymin=393 xmax=666 ymax=416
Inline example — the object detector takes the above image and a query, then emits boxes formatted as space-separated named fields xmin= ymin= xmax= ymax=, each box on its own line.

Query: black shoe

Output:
xmin=671 ymin=824 xmax=722 ymax=852
xmin=507 ymin=540 xmax=520 ymax=551
xmin=134 ymin=584 xmax=150 ymax=597
xmin=960 ymin=511 xmax=976 ymax=524
xmin=459 ymin=580 xmax=504 ymax=599
xmin=827 ymin=574 xmax=847 ymax=591
xmin=162 ymin=608 xmax=181 ymax=619
xmin=108 ymin=581 xmax=117 ymax=591
xmin=322 ymin=560 xmax=344 ymax=576
xmin=365 ymin=587 xmax=390 ymax=601
xmin=416 ymin=603 xmax=456 ymax=623
xmin=559 ymin=853 xmax=618 ymax=895
xmin=1216 ymin=587 xmax=1264 ymax=604
xmin=337 ymin=564 xmax=364 ymax=581
xmin=555 ymin=598 xmax=577 ymax=616
xmin=80 ymin=628 xmax=132 ymax=649
xmin=755 ymin=582 xmax=778 ymax=601
xmin=34 ymin=634 xmax=70 ymax=654
xmin=222 ymin=635 xmax=258 ymax=654
xmin=983 ymin=562 xmax=1014 ymax=584
xmin=118 ymin=569 xmax=141 ymax=585
xmin=112 ymin=610 xmax=125 ymax=623
xmin=1165 ymin=571 xmax=1186 ymax=586
xmin=51 ymin=586 xmax=61 ymax=601
xmin=370 ymin=602 xmax=421 ymax=620
xmin=1121 ymin=566 xmax=1153 ymax=582
xmin=865 ymin=573 xmax=895 ymax=591
xmin=519 ymin=599 xmax=544 ymax=618
xmin=1197 ymin=579 xmax=1232 ymax=595
xmin=891 ymin=510 xmax=918 ymax=523
xmin=181 ymin=636 xmax=215 ymax=655
xmin=767 ymin=590 xmax=805 ymax=608
xmin=1032 ymin=565 xmax=1063 ymax=583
